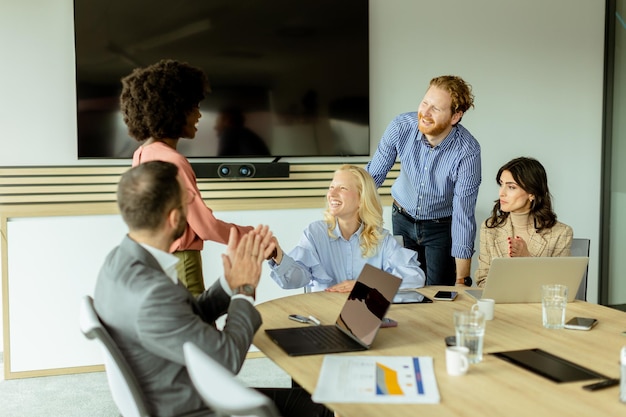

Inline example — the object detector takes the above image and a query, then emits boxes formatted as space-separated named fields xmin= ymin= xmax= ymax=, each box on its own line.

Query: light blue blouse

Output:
xmin=268 ymin=220 xmax=426 ymax=292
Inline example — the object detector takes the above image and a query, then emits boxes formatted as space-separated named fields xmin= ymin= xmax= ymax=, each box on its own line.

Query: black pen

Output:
xmin=582 ymin=378 xmax=620 ymax=391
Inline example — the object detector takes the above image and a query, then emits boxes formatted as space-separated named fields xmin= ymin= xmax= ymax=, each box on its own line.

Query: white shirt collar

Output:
xmin=139 ymin=243 xmax=180 ymax=284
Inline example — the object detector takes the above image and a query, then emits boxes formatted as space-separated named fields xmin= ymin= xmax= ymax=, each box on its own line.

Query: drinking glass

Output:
xmin=542 ymin=284 xmax=568 ymax=329
xmin=454 ymin=308 xmax=486 ymax=364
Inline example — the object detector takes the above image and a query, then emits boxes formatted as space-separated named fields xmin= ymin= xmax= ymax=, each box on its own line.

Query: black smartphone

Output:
xmin=564 ymin=317 xmax=598 ymax=331
xmin=392 ymin=291 xmax=433 ymax=304
xmin=433 ymin=290 xmax=458 ymax=301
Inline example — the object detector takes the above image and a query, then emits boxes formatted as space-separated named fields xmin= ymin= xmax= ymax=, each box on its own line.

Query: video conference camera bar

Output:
xmin=191 ymin=162 xmax=290 ymax=179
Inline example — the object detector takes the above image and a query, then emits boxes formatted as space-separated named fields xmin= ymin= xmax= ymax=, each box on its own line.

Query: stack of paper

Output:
xmin=312 ymin=356 xmax=440 ymax=404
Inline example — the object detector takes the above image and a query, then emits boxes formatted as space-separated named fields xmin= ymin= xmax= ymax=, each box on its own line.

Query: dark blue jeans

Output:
xmin=392 ymin=203 xmax=456 ymax=285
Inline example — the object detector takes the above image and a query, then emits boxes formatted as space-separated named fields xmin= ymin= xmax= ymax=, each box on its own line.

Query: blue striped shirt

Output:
xmin=268 ymin=220 xmax=425 ymax=292
xmin=366 ymin=112 xmax=481 ymax=259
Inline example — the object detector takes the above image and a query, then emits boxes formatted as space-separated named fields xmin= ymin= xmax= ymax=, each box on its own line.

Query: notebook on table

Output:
xmin=492 ymin=348 xmax=607 ymax=382
xmin=265 ymin=264 xmax=402 ymax=356
xmin=465 ymin=256 xmax=589 ymax=303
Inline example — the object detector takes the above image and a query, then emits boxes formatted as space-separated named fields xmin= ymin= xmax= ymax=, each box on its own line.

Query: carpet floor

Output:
xmin=0 ymin=354 xmax=291 ymax=417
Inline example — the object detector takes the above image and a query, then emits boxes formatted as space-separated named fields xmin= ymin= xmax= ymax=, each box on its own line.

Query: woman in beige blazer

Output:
xmin=475 ymin=157 xmax=573 ymax=287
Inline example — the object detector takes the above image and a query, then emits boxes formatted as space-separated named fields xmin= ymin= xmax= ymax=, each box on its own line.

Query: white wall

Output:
xmin=368 ymin=0 xmax=605 ymax=303
xmin=6 ymin=207 xmax=393 ymax=371
xmin=0 ymin=0 xmax=606 ymax=368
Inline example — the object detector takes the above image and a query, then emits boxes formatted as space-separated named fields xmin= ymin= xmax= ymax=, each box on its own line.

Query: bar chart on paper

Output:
xmin=312 ymin=356 xmax=440 ymax=404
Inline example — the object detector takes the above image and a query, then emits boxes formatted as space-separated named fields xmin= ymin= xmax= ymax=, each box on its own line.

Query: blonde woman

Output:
xmin=269 ymin=165 xmax=425 ymax=292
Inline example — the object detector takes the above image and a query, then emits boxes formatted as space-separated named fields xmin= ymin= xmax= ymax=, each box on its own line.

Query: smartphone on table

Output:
xmin=564 ymin=317 xmax=598 ymax=330
xmin=393 ymin=290 xmax=433 ymax=304
xmin=381 ymin=317 xmax=398 ymax=328
xmin=433 ymin=291 xmax=458 ymax=301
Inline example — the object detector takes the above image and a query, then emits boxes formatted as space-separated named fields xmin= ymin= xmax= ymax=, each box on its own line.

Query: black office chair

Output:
xmin=79 ymin=295 xmax=207 ymax=417
xmin=571 ymin=238 xmax=591 ymax=301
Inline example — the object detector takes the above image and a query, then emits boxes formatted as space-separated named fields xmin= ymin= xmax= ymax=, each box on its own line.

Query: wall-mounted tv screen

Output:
xmin=74 ymin=0 xmax=369 ymax=159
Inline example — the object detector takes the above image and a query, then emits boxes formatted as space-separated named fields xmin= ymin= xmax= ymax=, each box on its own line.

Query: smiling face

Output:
xmin=327 ymin=170 xmax=361 ymax=222
xmin=417 ymin=86 xmax=462 ymax=144
xmin=181 ymin=105 xmax=202 ymax=139
xmin=498 ymin=170 xmax=534 ymax=213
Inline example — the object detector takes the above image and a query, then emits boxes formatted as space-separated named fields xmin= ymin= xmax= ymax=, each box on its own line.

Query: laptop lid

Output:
xmin=265 ymin=264 xmax=402 ymax=355
xmin=334 ymin=264 xmax=402 ymax=346
xmin=467 ymin=257 xmax=588 ymax=303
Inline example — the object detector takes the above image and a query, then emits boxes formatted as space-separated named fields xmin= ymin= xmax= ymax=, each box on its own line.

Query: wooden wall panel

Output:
xmin=0 ymin=163 xmax=399 ymax=214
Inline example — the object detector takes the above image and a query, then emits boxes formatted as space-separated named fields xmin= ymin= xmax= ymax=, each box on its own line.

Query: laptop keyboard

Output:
xmin=303 ymin=326 xmax=354 ymax=348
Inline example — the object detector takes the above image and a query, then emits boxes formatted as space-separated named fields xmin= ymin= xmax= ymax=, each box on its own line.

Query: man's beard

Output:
xmin=418 ymin=112 xmax=450 ymax=137
xmin=172 ymin=213 xmax=187 ymax=241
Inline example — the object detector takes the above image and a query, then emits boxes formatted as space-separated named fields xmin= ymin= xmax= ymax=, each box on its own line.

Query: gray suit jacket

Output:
xmin=94 ymin=235 xmax=262 ymax=417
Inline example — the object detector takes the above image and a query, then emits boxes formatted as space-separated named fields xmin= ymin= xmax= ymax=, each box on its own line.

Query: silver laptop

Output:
xmin=265 ymin=264 xmax=401 ymax=356
xmin=465 ymin=257 xmax=589 ymax=303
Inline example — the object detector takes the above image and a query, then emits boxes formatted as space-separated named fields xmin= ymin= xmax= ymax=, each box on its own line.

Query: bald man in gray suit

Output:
xmin=94 ymin=161 xmax=332 ymax=417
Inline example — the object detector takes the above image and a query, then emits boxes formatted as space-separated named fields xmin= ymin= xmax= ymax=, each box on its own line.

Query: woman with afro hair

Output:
xmin=121 ymin=59 xmax=253 ymax=295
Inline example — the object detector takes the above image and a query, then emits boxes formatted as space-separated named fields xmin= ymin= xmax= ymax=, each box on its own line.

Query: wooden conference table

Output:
xmin=253 ymin=286 xmax=626 ymax=417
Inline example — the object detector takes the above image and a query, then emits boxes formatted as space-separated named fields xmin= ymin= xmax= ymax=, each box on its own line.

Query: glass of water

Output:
xmin=542 ymin=284 xmax=568 ymax=329
xmin=454 ymin=307 xmax=486 ymax=364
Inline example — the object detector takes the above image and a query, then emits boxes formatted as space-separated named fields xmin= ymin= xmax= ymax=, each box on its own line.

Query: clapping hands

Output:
xmin=508 ymin=236 xmax=531 ymax=257
xmin=222 ymin=225 xmax=276 ymax=290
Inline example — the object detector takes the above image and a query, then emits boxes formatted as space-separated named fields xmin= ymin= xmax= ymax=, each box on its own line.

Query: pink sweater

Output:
xmin=132 ymin=142 xmax=253 ymax=252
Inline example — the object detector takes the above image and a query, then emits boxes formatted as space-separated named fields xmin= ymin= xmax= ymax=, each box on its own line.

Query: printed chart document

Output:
xmin=312 ymin=356 xmax=440 ymax=404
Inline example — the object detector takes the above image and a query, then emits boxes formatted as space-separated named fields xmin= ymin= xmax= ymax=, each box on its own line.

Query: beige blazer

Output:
xmin=475 ymin=217 xmax=573 ymax=288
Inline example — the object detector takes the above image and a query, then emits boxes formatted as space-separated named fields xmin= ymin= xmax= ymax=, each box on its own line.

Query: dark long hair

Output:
xmin=485 ymin=157 xmax=557 ymax=232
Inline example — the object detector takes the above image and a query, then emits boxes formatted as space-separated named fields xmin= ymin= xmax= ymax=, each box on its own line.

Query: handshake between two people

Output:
xmin=265 ymin=232 xmax=356 ymax=294
xmin=221 ymin=225 xmax=357 ymax=294
xmin=222 ymin=225 xmax=276 ymax=292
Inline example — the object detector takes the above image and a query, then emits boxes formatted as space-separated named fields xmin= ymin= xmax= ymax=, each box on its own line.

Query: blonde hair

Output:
xmin=323 ymin=164 xmax=383 ymax=257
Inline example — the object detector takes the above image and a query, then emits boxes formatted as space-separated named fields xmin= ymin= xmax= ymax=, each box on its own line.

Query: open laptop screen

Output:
xmin=467 ymin=256 xmax=588 ymax=303
xmin=336 ymin=264 xmax=401 ymax=346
